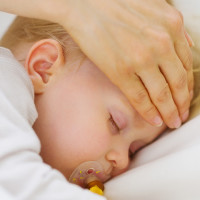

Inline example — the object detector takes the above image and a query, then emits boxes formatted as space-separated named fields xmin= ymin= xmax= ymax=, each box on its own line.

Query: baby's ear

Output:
xmin=25 ymin=39 xmax=65 ymax=94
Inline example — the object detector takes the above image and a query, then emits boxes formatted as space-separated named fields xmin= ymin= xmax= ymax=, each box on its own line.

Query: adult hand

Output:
xmin=0 ymin=0 xmax=194 ymax=128
xmin=59 ymin=0 xmax=193 ymax=128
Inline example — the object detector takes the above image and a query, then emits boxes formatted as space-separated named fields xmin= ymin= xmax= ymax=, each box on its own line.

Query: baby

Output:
xmin=0 ymin=16 xmax=170 ymax=195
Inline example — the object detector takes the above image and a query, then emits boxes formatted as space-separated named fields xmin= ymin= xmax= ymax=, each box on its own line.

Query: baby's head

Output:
xmin=1 ymin=17 xmax=166 ymax=186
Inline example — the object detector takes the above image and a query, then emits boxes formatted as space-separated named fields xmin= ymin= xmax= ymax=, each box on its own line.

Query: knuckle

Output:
xmin=174 ymin=71 xmax=187 ymax=90
xmin=156 ymin=33 xmax=172 ymax=54
xmin=133 ymin=89 xmax=148 ymax=104
xmin=176 ymin=10 xmax=184 ymax=22
xmin=167 ymin=109 xmax=179 ymax=121
xmin=156 ymin=84 xmax=171 ymax=103
xmin=179 ymin=98 xmax=190 ymax=111
xmin=159 ymin=32 xmax=171 ymax=43
xmin=134 ymin=52 xmax=154 ymax=72
xmin=117 ymin=56 xmax=135 ymax=77
xmin=134 ymin=50 xmax=147 ymax=65
xmin=167 ymin=9 xmax=183 ymax=32
xmin=125 ymin=65 xmax=134 ymax=76
xmin=142 ymin=105 xmax=157 ymax=117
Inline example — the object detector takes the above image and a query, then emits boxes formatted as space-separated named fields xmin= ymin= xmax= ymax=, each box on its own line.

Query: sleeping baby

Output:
xmin=0 ymin=16 xmax=167 ymax=196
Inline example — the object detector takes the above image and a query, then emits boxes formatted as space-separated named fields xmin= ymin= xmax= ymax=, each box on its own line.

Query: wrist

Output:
xmin=0 ymin=0 xmax=47 ymax=19
xmin=53 ymin=0 xmax=82 ymax=31
xmin=41 ymin=0 xmax=72 ymax=24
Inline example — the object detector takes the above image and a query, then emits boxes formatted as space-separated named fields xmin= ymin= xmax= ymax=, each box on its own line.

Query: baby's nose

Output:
xmin=115 ymin=154 xmax=130 ymax=170
xmin=106 ymin=149 xmax=130 ymax=172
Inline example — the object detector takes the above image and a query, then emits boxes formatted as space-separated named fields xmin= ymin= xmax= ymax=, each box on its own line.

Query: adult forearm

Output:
xmin=0 ymin=0 xmax=70 ymax=23
xmin=0 ymin=0 xmax=41 ymax=17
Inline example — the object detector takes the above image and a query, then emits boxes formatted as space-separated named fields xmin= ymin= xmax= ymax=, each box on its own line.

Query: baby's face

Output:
xmin=33 ymin=58 xmax=166 ymax=181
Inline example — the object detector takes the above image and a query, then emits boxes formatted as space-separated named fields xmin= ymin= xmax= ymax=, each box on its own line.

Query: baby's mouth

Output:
xmin=69 ymin=161 xmax=111 ymax=189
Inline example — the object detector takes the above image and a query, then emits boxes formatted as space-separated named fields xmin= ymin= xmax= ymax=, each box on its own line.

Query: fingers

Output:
xmin=166 ymin=6 xmax=194 ymax=103
xmin=120 ymin=74 xmax=164 ymax=127
xmin=159 ymin=53 xmax=191 ymax=123
xmin=184 ymin=29 xmax=195 ymax=47
xmin=116 ymin=34 xmax=193 ymax=128
xmin=137 ymin=67 xmax=181 ymax=128
xmin=174 ymin=31 xmax=194 ymax=97
xmin=187 ymin=68 xmax=194 ymax=100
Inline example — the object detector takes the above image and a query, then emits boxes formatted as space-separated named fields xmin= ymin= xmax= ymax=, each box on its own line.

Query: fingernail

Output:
xmin=181 ymin=110 xmax=189 ymax=122
xmin=190 ymin=90 xmax=194 ymax=100
xmin=153 ymin=116 xmax=163 ymax=127
xmin=174 ymin=117 xmax=182 ymax=128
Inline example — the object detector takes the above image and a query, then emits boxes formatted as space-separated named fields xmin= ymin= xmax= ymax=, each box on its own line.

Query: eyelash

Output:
xmin=109 ymin=114 xmax=133 ymax=159
xmin=109 ymin=114 xmax=120 ymax=134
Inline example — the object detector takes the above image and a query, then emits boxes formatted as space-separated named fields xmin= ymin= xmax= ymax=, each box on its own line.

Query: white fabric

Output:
xmin=0 ymin=47 xmax=105 ymax=200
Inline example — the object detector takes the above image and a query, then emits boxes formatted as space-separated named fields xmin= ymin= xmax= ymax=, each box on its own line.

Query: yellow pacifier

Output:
xmin=69 ymin=161 xmax=110 ymax=196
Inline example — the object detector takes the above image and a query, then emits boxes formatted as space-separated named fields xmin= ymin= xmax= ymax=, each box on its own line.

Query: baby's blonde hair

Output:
xmin=0 ymin=16 xmax=84 ymax=62
xmin=1 ymin=16 xmax=200 ymax=120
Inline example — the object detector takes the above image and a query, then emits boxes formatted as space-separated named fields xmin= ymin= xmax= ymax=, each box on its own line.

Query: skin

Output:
xmin=0 ymin=0 xmax=193 ymax=128
xmin=22 ymin=39 xmax=166 ymax=180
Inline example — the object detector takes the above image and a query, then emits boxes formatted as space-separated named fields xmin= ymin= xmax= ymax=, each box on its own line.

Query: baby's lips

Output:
xmin=100 ymin=167 xmax=112 ymax=182
xmin=105 ymin=166 xmax=113 ymax=176
xmin=110 ymin=166 xmax=129 ymax=177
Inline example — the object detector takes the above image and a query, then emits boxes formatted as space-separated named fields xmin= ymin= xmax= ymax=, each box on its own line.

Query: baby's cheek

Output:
xmin=82 ymin=136 xmax=111 ymax=158
xmin=68 ymin=136 xmax=109 ymax=160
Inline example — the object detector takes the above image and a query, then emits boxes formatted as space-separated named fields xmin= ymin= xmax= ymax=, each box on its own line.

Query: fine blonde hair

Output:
xmin=1 ymin=16 xmax=200 ymax=120
xmin=0 ymin=16 xmax=84 ymax=63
